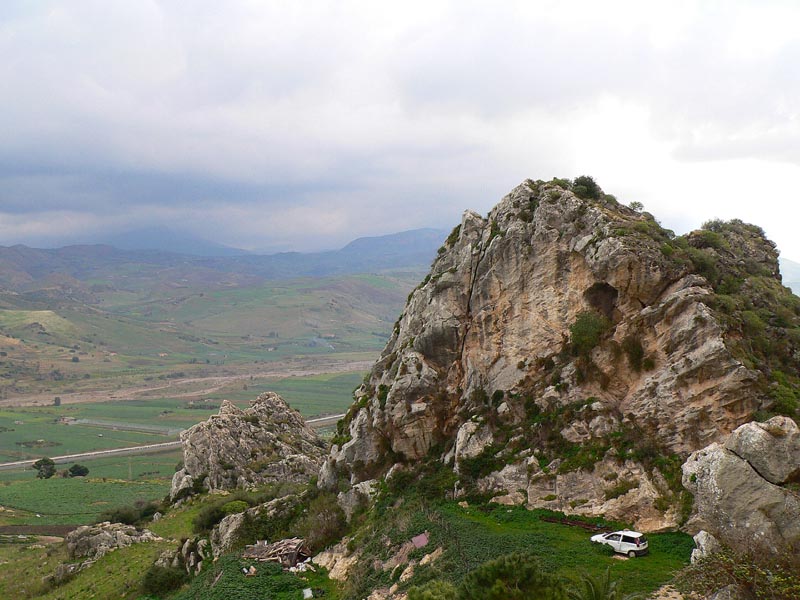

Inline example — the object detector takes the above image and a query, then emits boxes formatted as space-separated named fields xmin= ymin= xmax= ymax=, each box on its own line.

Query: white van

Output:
xmin=590 ymin=530 xmax=649 ymax=557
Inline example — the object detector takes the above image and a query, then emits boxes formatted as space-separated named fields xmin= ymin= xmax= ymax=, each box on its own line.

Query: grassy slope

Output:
xmin=336 ymin=492 xmax=693 ymax=598
xmin=0 ymin=272 xmax=418 ymax=399
xmin=36 ymin=540 xmax=174 ymax=600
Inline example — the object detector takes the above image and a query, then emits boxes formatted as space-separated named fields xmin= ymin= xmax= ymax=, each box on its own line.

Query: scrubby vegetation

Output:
xmin=675 ymin=545 xmax=800 ymax=600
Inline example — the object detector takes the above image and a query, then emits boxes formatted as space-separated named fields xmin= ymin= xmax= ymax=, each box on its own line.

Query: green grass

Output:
xmin=147 ymin=500 xmax=207 ymax=540
xmin=0 ymin=537 xmax=69 ymax=599
xmin=172 ymin=555 xmax=310 ymax=600
xmin=0 ymin=407 xmax=171 ymax=462
xmin=204 ymin=371 xmax=363 ymax=417
xmin=0 ymin=477 xmax=170 ymax=525
xmin=440 ymin=504 xmax=693 ymax=592
xmin=0 ymin=450 xmax=182 ymax=483
xmin=0 ymin=309 xmax=77 ymax=339
xmin=348 ymin=498 xmax=693 ymax=597
xmin=38 ymin=539 xmax=173 ymax=600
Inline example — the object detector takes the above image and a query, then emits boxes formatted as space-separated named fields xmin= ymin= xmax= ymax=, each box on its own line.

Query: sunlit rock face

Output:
xmin=321 ymin=179 xmax=792 ymax=531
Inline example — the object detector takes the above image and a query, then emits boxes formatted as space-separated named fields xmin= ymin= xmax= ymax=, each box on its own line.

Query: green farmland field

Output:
xmin=0 ymin=371 xmax=363 ymax=462
xmin=0 ymin=477 xmax=170 ymax=525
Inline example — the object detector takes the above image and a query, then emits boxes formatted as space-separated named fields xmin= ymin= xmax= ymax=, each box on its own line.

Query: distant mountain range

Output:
xmin=99 ymin=226 xmax=248 ymax=257
xmin=0 ymin=228 xmax=448 ymax=297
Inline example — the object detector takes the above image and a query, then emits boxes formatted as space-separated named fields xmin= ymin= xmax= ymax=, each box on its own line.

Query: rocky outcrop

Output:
xmin=49 ymin=521 xmax=163 ymax=584
xmin=171 ymin=392 xmax=325 ymax=501
xmin=690 ymin=530 xmax=721 ymax=563
xmin=155 ymin=537 xmax=211 ymax=575
xmin=210 ymin=493 xmax=303 ymax=557
xmin=66 ymin=521 xmax=162 ymax=561
xmin=321 ymin=179 xmax=792 ymax=529
xmin=313 ymin=538 xmax=360 ymax=581
xmin=682 ymin=416 xmax=800 ymax=555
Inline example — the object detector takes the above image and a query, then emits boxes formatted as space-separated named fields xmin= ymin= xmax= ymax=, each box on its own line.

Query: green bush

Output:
xmin=100 ymin=499 xmax=162 ymax=525
xmin=408 ymin=579 xmax=459 ymax=600
xmin=297 ymin=492 xmax=347 ymax=552
xmin=141 ymin=565 xmax=188 ymax=596
xmin=446 ymin=225 xmax=462 ymax=247
xmin=460 ymin=552 xmax=566 ymax=600
xmin=621 ymin=335 xmax=644 ymax=372
xmin=68 ymin=463 xmax=89 ymax=477
xmin=569 ymin=312 xmax=611 ymax=357
xmin=221 ymin=500 xmax=249 ymax=516
xmin=675 ymin=546 xmax=800 ymax=600
xmin=572 ymin=175 xmax=602 ymax=200
xmin=604 ymin=478 xmax=639 ymax=501
xmin=459 ymin=444 xmax=503 ymax=481
xmin=193 ymin=491 xmax=261 ymax=533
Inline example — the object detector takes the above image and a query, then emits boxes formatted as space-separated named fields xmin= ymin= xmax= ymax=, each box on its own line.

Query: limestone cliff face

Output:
xmin=171 ymin=392 xmax=325 ymax=501
xmin=321 ymin=179 xmax=793 ymax=529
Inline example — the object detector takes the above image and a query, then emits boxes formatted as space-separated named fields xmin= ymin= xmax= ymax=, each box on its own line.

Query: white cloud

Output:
xmin=0 ymin=0 xmax=798 ymax=259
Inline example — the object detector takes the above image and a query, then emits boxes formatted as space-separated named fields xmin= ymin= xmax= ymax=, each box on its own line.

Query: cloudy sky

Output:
xmin=1 ymin=1 xmax=799 ymax=258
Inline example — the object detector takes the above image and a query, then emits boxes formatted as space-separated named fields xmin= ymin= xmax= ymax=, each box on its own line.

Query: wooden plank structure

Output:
xmin=242 ymin=537 xmax=311 ymax=568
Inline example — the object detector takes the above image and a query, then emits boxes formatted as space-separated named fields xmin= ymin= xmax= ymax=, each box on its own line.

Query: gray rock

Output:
xmin=320 ymin=179 xmax=782 ymax=527
xmin=170 ymin=392 xmax=325 ymax=501
xmin=50 ymin=521 xmax=163 ymax=583
xmin=723 ymin=416 xmax=800 ymax=485
xmin=683 ymin=432 xmax=800 ymax=555
xmin=691 ymin=530 xmax=720 ymax=563
xmin=337 ymin=479 xmax=379 ymax=521
xmin=707 ymin=584 xmax=755 ymax=600
xmin=210 ymin=494 xmax=303 ymax=557
xmin=66 ymin=522 xmax=162 ymax=561
xmin=156 ymin=536 xmax=211 ymax=575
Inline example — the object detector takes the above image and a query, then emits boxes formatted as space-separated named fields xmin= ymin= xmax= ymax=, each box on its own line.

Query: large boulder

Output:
xmin=66 ymin=521 xmax=162 ymax=561
xmin=170 ymin=392 xmax=326 ymax=501
xmin=723 ymin=415 xmax=800 ymax=485
xmin=682 ymin=417 xmax=800 ymax=555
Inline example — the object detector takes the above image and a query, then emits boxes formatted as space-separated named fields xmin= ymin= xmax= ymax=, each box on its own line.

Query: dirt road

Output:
xmin=0 ymin=413 xmax=345 ymax=471
xmin=0 ymin=358 xmax=372 ymax=408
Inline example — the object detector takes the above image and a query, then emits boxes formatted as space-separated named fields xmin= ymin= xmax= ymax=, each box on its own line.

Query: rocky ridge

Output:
xmin=171 ymin=392 xmax=325 ymax=501
xmin=321 ymin=178 xmax=799 ymax=530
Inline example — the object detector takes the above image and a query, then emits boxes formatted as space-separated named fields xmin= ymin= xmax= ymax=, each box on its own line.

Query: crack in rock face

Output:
xmin=171 ymin=392 xmax=326 ymax=502
xmin=682 ymin=417 xmax=800 ymax=555
xmin=319 ymin=179 xmax=786 ymax=531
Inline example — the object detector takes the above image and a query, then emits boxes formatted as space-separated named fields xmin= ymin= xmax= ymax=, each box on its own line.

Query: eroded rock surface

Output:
xmin=321 ymin=180 xmax=787 ymax=529
xmin=171 ymin=392 xmax=325 ymax=501
xmin=210 ymin=494 xmax=303 ymax=557
xmin=683 ymin=417 xmax=800 ymax=555
xmin=67 ymin=521 xmax=162 ymax=561
xmin=49 ymin=521 xmax=163 ymax=584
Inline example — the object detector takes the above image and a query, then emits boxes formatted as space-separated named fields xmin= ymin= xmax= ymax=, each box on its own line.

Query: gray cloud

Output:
xmin=0 ymin=1 xmax=799 ymax=257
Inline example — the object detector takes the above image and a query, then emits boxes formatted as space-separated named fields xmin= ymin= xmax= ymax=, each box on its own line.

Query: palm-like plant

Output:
xmin=567 ymin=567 xmax=644 ymax=600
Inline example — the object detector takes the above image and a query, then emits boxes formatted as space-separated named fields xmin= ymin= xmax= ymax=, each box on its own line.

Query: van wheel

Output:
xmin=627 ymin=550 xmax=636 ymax=558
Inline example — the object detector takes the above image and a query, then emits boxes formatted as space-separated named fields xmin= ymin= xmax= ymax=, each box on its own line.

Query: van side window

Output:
xmin=607 ymin=534 xmax=621 ymax=541
xmin=622 ymin=535 xmax=635 ymax=544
